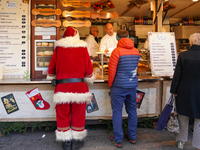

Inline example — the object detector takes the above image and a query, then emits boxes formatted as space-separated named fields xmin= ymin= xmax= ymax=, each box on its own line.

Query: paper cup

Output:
xmin=0 ymin=65 xmax=5 ymax=79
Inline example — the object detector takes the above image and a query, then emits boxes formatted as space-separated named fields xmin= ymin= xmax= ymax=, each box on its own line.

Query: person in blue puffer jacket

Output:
xmin=108 ymin=29 xmax=140 ymax=148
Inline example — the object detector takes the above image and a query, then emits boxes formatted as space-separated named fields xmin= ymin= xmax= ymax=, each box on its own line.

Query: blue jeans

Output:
xmin=110 ymin=86 xmax=137 ymax=142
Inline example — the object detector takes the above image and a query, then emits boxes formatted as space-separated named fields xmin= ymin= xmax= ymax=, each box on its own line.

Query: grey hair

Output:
xmin=189 ymin=33 xmax=200 ymax=45
xmin=89 ymin=26 xmax=97 ymax=34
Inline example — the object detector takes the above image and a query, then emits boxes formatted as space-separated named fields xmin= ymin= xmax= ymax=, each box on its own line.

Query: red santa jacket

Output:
xmin=47 ymin=33 xmax=94 ymax=105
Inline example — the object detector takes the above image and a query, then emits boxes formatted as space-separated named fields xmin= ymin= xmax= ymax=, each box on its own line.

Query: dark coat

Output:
xmin=170 ymin=45 xmax=200 ymax=119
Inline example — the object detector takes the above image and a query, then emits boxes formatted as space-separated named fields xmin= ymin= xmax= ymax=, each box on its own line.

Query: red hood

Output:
xmin=117 ymin=38 xmax=134 ymax=49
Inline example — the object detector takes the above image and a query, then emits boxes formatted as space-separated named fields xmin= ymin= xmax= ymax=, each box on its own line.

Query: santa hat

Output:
xmin=63 ymin=27 xmax=77 ymax=38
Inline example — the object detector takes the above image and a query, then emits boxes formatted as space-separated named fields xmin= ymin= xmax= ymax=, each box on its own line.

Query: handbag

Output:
xmin=156 ymin=94 xmax=174 ymax=131
xmin=166 ymin=106 xmax=179 ymax=133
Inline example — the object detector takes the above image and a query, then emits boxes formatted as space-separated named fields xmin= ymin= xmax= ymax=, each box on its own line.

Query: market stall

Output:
xmin=1 ymin=0 xmax=200 ymax=122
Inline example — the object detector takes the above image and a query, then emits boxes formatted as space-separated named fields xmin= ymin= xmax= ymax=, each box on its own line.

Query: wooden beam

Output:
xmin=169 ymin=1 xmax=200 ymax=18
xmin=120 ymin=5 xmax=135 ymax=16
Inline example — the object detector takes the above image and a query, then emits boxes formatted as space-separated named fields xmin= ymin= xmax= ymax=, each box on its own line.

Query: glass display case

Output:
xmin=31 ymin=0 xmax=60 ymax=78
xmin=91 ymin=50 xmax=152 ymax=81
xmin=35 ymin=40 xmax=55 ymax=71
xmin=91 ymin=52 xmax=109 ymax=81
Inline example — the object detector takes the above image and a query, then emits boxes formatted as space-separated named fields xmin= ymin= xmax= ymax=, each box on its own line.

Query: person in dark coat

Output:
xmin=170 ymin=32 xmax=200 ymax=150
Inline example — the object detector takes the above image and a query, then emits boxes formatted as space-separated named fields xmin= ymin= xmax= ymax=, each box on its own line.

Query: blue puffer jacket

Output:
xmin=108 ymin=38 xmax=140 ymax=88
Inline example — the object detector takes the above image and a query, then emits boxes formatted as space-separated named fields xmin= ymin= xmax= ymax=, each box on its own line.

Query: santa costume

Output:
xmin=47 ymin=27 xmax=94 ymax=150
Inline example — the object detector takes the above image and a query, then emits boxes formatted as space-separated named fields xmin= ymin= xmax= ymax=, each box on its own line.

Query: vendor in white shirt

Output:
xmin=99 ymin=23 xmax=118 ymax=53
xmin=85 ymin=26 xmax=100 ymax=56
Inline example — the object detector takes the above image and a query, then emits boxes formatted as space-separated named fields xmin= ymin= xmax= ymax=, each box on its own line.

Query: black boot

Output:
xmin=62 ymin=141 xmax=71 ymax=150
xmin=71 ymin=139 xmax=84 ymax=150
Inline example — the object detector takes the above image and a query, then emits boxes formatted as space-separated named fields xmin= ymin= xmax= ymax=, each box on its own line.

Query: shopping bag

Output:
xmin=156 ymin=94 xmax=174 ymax=131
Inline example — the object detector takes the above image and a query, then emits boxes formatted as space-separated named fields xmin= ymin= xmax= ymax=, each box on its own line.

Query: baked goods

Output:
xmin=48 ymin=4 xmax=54 ymax=7
xmin=42 ymin=42 xmax=48 ymax=46
xmin=37 ymin=18 xmax=43 ymax=21
xmin=48 ymin=18 xmax=54 ymax=21
xmin=44 ymin=51 xmax=50 ymax=56
xmin=49 ymin=43 xmax=54 ymax=46
xmin=38 ymin=62 xmax=44 ymax=66
xmin=49 ymin=51 xmax=53 ymax=56
xmin=44 ymin=62 xmax=49 ymax=66
xmin=137 ymin=62 xmax=151 ymax=75
xmin=36 ymin=42 xmax=42 ymax=46
xmin=37 ymin=51 xmax=44 ymax=56
xmin=38 ymin=4 xmax=46 ymax=6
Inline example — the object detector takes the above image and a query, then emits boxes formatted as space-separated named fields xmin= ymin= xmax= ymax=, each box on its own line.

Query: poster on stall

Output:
xmin=0 ymin=0 xmax=30 ymax=78
xmin=148 ymin=32 xmax=177 ymax=77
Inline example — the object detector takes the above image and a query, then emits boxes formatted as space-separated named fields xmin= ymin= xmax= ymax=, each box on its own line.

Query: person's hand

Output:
xmin=171 ymin=93 xmax=177 ymax=97
xmin=105 ymin=49 xmax=109 ymax=53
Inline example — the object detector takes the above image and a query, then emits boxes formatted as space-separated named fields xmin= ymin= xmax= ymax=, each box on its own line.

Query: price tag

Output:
xmin=42 ymin=70 xmax=48 ymax=75
xmin=42 ymin=35 xmax=51 ymax=40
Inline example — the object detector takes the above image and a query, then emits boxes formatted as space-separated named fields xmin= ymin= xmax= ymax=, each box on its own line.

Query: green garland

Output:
xmin=0 ymin=121 xmax=56 ymax=135
xmin=0 ymin=117 xmax=158 ymax=135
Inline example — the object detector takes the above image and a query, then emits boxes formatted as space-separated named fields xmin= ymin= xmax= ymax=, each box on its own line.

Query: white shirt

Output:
xmin=99 ymin=32 xmax=118 ymax=53
xmin=85 ymin=34 xmax=100 ymax=56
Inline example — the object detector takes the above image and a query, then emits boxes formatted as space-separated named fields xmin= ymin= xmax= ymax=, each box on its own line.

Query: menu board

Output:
xmin=0 ymin=0 xmax=30 ymax=78
xmin=148 ymin=32 xmax=177 ymax=77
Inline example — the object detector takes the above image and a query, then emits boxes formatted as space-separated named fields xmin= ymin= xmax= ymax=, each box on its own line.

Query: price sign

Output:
xmin=148 ymin=32 xmax=177 ymax=77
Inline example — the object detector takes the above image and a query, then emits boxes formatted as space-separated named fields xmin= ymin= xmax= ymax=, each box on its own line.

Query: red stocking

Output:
xmin=26 ymin=88 xmax=50 ymax=110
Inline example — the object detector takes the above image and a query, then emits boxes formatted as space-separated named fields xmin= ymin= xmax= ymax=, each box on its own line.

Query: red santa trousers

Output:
xmin=55 ymin=102 xmax=87 ymax=141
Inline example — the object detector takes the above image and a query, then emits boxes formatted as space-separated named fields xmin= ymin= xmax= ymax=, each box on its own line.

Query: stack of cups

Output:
xmin=0 ymin=65 xmax=5 ymax=79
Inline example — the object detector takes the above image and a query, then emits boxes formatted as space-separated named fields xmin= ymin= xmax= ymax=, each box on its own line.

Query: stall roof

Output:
xmin=60 ymin=0 xmax=200 ymax=18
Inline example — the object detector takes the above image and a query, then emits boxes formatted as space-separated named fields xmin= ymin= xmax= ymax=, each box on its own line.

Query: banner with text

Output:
xmin=148 ymin=32 xmax=177 ymax=77
xmin=0 ymin=0 xmax=30 ymax=78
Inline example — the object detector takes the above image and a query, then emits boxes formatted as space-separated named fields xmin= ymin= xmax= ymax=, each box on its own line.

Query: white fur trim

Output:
xmin=84 ymin=74 xmax=95 ymax=85
xmin=55 ymin=129 xmax=72 ymax=141
xmin=56 ymin=31 xmax=87 ymax=48
xmin=72 ymin=129 xmax=87 ymax=140
xmin=46 ymin=74 xmax=56 ymax=80
xmin=53 ymin=92 xmax=92 ymax=105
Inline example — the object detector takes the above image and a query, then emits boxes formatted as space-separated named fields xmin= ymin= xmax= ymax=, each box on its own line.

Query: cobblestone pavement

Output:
xmin=0 ymin=125 xmax=194 ymax=150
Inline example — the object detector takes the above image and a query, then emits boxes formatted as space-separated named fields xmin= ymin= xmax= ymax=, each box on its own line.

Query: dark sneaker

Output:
xmin=110 ymin=136 xmax=122 ymax=148
xmin=125 ymin=132 xmax=136 ymax=144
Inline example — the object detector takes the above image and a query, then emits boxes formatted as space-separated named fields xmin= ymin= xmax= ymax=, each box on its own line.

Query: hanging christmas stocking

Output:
xmin=26 ymin=87 xmax=50 ymax=110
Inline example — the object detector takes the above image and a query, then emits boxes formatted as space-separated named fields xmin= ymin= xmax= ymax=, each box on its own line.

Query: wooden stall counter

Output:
xmin=0 ymin=77 xmax=163 ymax=122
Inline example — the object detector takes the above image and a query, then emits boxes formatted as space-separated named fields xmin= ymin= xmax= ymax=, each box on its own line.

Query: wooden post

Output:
xmin=153 ymin=0 xmax=163 ymax=32
xmin=153 ymin=0 xmax=157 ymax=32
xmin=157 ymin=0 xmax=163 ymax=32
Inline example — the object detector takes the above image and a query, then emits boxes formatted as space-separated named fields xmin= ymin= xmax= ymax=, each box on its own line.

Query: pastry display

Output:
xmin=37 ymin=51 xmax=44 ymax=56
xmin=48 ymin=4 xmax=54 ymax=7
xmin=49 ymin=51 xmax=53 ymax=56
xmin=38 ymin=4 xmax=46 ymax=6
xmin=42 ymin=42 xmax=48 ymax=46
xmin=44 ymin=62 xmax=49 ymax=66
xmin=36 ymin=42 xmax=42 ymax=46
xmin=137 ymin=62 xmax=151 ymax=75
xmin=49 ymin=42 xmax=54 ymax=46
xmin=38 ymin=62 xmax=44 ymax=66
xmin=37 ymin=18 xmax=43 ymax=21
xmin=44 ymin=51 xmax=50 ymax=56
xmin=48 ymin=18 xmax=54 ymax=21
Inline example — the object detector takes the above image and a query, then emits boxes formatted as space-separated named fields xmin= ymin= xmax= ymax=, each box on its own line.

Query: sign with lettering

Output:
xmin=148 ymin=32 xmax=177 ymax=77
xmin=32 ymin=9 xmax=62 ymax=16
xmin=63 ymin=20 xmax=91 ymax=27
xmin=91 ymin=12 xmax=118 ymax=19
xmin=0 ymin=0 xmax=30 ymax=78
xmin=62 ymin=0 xmax=91 ymax=7
xmin=62 ymin=10 xmax=90 ymax=18
xmin=31 ymin=20 xmax=61 ymax=27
